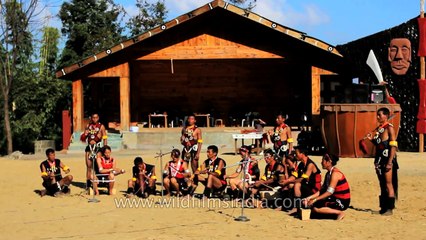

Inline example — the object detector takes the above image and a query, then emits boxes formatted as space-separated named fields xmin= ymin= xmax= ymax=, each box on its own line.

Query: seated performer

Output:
xmin=304 ymin=153 xmax=350 ymax=220
xmin=226 ymin=145 xmax=260 ymax=199
xmin=279 ymin=146 xmax=321 ymax=213
xmin=248 ymin=149 xmax=286 ymax=208
xmin=282 ymin=151 xmax=298 ymax=189
xmin=268 ymin=114 xmax=294 ymax=159
xmin=251 ymin=149 xmax=285 ymax=197
xmin=94 ymin=145 xmax=125 ymax=195
xmin=39 ymin=148 xmax=73 ymax=197
xmin=194 ymin=145 xmax=227 ymax=198
xmin=127 ymin=157 xmax=157 ymax=198
xmin=163 ymin=149 xmax=192 ymax=197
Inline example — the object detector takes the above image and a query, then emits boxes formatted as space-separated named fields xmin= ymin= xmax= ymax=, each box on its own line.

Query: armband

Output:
xmin=102 ymin=135 xmax=108 ymax=140
xmin=287 ymin=138 xmax=294 ymax=143
xmin=197 ymin=167 xmax=201 ymax=171
xmin=261 ymin=175 xmax=267 ymax=181
xmin=184 ymin=169 xmax=190 ymax=173
xmin=163 ymin=170 xmax=168 ymax=175
xmin=151 ymin=176 xmax=157 ymax=180
xmin=301 ymin=174 xmax=309 ymax=179
xmin=62 ymin=166 xmax=70 ymax=171
xmin=132 ymin=177 xmax=137 ymax=182
xmin=197 ymin=139 xmax=203 ymax=143
xmin=389 ymin=141 xmax=398 ymax=147
xmin=214 ymin=170 xmax=221 ymax=175
xmin=41 ymin=172 xmax=48 ymax=177
xmin=292 ymin=171 xmax=298 ymax=178
xmin=99 ymin=167 xmax=104 ymax=171
xmin=327 ymin=187 xmax=335 ymax=194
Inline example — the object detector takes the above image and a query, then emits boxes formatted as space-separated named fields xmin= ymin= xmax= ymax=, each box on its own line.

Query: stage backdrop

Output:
xmin=337 ymin=17 xmax=421 ymax=151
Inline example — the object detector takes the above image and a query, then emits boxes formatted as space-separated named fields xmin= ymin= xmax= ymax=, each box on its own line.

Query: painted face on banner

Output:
xmin=388 ymin=38 xmax=411 ymax=75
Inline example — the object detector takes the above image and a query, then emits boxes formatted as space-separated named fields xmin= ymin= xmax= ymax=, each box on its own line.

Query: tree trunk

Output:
xmin=3 ymin=93 xmax=13 ymax=154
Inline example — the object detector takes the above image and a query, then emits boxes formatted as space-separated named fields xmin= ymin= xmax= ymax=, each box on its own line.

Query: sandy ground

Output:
xmin=0 ymin=149 xmax=426 ymax=240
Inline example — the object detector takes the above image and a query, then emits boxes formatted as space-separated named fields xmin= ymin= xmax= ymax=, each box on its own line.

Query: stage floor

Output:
xmin=122 ymin=126 xmax=300 ymax=153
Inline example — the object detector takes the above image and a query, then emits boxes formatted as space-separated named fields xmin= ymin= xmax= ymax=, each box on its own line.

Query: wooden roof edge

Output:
xmin=56 ymin=0 xmax=342 ymax=79
xmin=222 ymin=2 xmax=342 ymax=57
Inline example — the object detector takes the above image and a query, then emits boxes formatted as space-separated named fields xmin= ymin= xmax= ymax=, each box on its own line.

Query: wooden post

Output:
xmin=311 ymin=66 xmax=336 ymax=115
xmin=62 ymin=110 xmax=71 ymax=150
xmin=120 ymin=63 xmax=130 ymax=131
xmin=311 ymin=67 xmax=321 ymax=115
xmin=420 ymin=2 xmax=425 ymax=152
xmin=72 ymin=79 xmax=84 ymax=132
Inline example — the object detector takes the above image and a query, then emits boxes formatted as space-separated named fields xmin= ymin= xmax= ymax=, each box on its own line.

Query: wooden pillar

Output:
xmin=311 ymin=67 xmax=336 ymax=115
xmin=62 ymin=110 xmax=71 ymax=150
xmin=72 ymin=79 xmax=84 ymax=132
xmin=120 ymin=63 xmax=130 ymax=131
xmin=311 ymin=67 xmax=321 ymax=115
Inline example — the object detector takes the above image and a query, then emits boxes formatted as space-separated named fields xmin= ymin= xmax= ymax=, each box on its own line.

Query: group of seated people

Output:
xmin=40 ymin=146 xmax=126 ymax=197
xmin=39 ymin=144 xmax=350 ymax=220
xmin=130 ymin=144 xmax=349 ymax=220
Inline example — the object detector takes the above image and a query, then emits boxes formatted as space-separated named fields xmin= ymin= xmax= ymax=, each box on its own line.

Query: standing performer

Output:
xmin=268 ymin=114 xmax=294 ymax=159
xmin=181 ymin=115 xmax=202 ymax=176
xmin=80 ymin=113 xmax=108 ymax=190
xmin=39 ymin=149 xmax=73 ymax=197
xmin=368 ymin=107 xmax=399 ymax=215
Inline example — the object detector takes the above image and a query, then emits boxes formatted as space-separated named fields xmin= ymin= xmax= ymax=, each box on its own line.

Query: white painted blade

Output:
xmin=366 ymin=49 xmax=384 ymax=83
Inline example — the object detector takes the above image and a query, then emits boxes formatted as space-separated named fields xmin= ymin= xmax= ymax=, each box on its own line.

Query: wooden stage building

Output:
xmin=57 ymin=0 xmax=347 ymax=150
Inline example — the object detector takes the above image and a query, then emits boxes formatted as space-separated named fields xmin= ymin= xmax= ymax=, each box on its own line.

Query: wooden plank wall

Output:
xmin=84 ymin=77 xmax=120 ymax=125
xmin=138 ymin=33 xmax=283 ymax=60
xmin=130 ymin=59 xmax=311 ymax=126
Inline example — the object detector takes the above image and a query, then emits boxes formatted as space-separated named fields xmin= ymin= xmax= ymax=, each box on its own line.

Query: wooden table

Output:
xmin=232 ymin=133 xmax=263 ymax=155
xmin=148 ymin=114 xmax=168 ymax=128
xmin=195 ymin=113 xmax=210 ymax=127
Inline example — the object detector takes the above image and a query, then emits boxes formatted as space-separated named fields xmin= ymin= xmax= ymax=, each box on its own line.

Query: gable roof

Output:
xmin=56 ymin=0 xmax=343 ymax=79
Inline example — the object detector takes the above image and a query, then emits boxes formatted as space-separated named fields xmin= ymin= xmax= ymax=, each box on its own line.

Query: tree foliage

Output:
xmin=0 ymin=0 xmax=71 ymax=154
xmin=0 ymin=0 xmax=38 ymax=154
xmin=39 ymin=27 xmax=60 ymax=78
xmin=126 ymin=0 xmax=167 ymax=37
xmin=8 ymin=25 xmax=70 ymax=154
xmin=229 ymin=0 xmax=257 ymax=11
xmin=58 ymin=0 xmax=124 ymax=68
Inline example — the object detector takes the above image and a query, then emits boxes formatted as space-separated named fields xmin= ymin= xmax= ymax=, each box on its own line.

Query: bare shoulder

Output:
xmin=332 ymin=168 xmax=343 ymax=178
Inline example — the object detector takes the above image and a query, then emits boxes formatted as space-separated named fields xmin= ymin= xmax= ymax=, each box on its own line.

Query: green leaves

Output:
xmin=229 ymin=0 xmax=257 ymax=11
xmin=126 ymin=0 xmax=168 ymax=37
xmin=58 ymin=0 xmax=124 ymax=68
